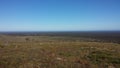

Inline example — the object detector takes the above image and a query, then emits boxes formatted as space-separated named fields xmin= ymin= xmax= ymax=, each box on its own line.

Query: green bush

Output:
xmin=88 ymin=51 xmax=120 ymax=64
xmin=0 ymin=44 xmax=4 ymax=48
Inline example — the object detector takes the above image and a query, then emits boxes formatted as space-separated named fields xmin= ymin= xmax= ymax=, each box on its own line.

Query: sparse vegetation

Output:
xmin=0 ymin=34 xmax=120 ymax=68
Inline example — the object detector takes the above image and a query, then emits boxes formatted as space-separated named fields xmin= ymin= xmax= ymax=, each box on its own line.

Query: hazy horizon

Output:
xmin=0 ymin=0 xmax=120 ymax=31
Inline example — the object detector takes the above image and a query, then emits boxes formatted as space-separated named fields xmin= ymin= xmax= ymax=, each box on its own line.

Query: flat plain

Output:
xmin=0 ymin=31 xmax=120 ymax=68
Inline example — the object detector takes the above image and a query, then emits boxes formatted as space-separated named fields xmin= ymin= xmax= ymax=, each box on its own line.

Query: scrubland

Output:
xmin=0 ymin=35 xmax=120 ymax=68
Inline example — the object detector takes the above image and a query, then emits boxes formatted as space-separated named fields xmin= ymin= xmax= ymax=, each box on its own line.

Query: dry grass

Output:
xmin=0 ymin=35 xmax=120 ymax=68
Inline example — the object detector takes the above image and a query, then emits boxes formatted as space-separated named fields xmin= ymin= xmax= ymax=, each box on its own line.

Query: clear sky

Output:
xmin=0 ymin=0 xmax=120 ymax=31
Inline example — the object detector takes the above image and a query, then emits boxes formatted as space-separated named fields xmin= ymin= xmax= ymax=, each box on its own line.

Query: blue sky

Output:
xmin=0 ymin=0 xmax=120 ymax=31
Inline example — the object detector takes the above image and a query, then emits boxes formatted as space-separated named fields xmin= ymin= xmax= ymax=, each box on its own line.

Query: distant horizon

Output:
xmin=0 ymin=30 xmax=120 ymax=32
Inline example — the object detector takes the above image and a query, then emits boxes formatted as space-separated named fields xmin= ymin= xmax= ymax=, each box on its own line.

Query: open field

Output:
xmin=0 ymin=32 xmax=120 ymax=68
